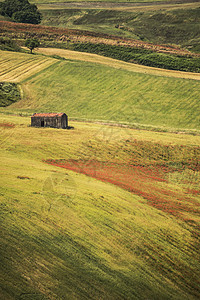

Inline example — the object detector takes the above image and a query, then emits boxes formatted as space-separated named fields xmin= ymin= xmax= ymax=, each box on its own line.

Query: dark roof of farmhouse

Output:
xmin=32 ymin=113 xmax=65 ymax=117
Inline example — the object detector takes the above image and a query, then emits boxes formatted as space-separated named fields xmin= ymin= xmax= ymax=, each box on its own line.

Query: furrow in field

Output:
xmin=0 ymin=58 xmax=36 ymax=77
xmin=10 ymin=59 xmax=57 ymax=82
xmin=36 ymin=48 xmax=200 ymax=81
xmin=0 ymin=51 xmax=56 ymax=82
xmin=0 ymin=58 xmax=14 ymax=67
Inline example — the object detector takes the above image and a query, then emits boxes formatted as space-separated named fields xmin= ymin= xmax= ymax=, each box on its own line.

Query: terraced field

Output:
xmin=0 ymin=50 xmax=56 ymax=82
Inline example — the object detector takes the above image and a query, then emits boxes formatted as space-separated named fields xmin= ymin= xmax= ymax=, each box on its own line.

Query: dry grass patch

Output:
xmin=0 ymin=50 xmax=57 ymax=82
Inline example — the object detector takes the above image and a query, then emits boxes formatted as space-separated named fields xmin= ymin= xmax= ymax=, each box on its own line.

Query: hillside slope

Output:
xmin=36 ymin=47 xmax=200 ymax=80
xmin=3 ymin=50 xmax=198 ymax=131
xmin=0 ymin=114 xmax=200 ymax=299
xmin=40 ymin=5 xmax=200 ymax=52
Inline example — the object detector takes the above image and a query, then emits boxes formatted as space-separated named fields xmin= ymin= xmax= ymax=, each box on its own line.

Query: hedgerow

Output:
xmin=70 ymin=42 xmax=200 ymax=72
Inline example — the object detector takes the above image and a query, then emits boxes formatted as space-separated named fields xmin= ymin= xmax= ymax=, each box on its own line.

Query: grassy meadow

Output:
xmin=0 ymin=5 xmax=200 ymax=296
xmin=0 ymin=113 xmax=200 ymax=299
xmin=1 ymin=49 xmax=199 ymax=131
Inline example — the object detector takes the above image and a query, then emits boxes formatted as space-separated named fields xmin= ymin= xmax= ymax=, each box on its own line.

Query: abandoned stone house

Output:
xmin=31 ymin=113 xmax=68 ymax=129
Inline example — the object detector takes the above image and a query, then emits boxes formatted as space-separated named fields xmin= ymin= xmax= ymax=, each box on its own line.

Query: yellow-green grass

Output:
xmin=36 ymin=48 xmax=200 ymax=81
xmin=0 ymin=50 xmax=57 ymax=83
xmin=0 ymin=113 xmax=200 ymax=299
xmin=6 ymin=54 xmax=199 ymax=131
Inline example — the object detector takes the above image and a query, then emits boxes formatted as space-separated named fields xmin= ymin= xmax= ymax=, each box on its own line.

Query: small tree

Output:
xmin=25 ymin=38 xmax=40 ymax=54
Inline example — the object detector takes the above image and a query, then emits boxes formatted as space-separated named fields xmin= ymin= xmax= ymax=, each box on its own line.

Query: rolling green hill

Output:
xmin=3 ymin=50 xmax=199 ymax=131
xmin=1 ymin=1 xmax=200 ymax=298
xmin=0 ymin=114 xmax=200 ymax=299
xmin=0 ymin=6 xmax=200 ymax=297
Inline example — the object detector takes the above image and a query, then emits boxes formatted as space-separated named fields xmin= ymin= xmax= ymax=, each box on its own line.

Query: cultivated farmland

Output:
xmin=0 ymin=50 xmax=56 ymax=82
xmin=36 ymin=47 xmax=200 ymax=81
xmin=5 ymin=50 xmax=199 ymax=131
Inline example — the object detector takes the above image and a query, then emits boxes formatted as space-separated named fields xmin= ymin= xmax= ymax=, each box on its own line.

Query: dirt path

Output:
xmin=36 ymin=47 xmax=200 ymax=81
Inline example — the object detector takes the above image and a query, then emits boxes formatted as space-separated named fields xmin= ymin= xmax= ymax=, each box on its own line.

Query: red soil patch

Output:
xmin=45 ymin=159 xmax=199 ymax=219
xmin=0 ymin=122 xmax=15 ymax=128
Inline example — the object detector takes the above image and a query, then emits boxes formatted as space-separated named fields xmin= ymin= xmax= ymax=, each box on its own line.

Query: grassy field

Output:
xmin=36 ymin=47 xmax=200 ymax=80
xmin=1 ymin=1 xmax=200 ymax=298
xmin=1 ymin=49 xmax=198 ymax=131
xmin=0 ymin=113 xmax=200 ymax=299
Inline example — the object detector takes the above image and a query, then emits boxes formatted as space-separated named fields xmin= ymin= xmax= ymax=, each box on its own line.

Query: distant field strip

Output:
xmin=0 ymin=51 xmax=57 ymax=82
xmin=33 ymin=0 xmax=196 ymax=5
xmin=38 ymin=1 xmax=200 ymax=11
xmin=36 ymin=48 xmax=200 ymax=81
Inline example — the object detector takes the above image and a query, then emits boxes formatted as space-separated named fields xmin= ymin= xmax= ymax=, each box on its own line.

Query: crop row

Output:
xmin=0 ymin=51 xmax=56 ymax=82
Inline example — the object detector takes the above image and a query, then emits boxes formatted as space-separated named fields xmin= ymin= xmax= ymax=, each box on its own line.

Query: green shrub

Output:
xmin=0 ymin=37 xmax=21 ymax=52
xmin=0 ymin=82 xmax=21 ymax=107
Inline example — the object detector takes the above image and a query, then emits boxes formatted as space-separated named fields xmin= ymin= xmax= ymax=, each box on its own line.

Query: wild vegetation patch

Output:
xmin=41 ymin=7 xmax=200 ymax=52
xmin=0 ymin=121 xmax=15 ymax=127
xmin=0 ymin=36 xmax=21 ymax=52
xmin=0 ymin=82 xmax=21 ymax=106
